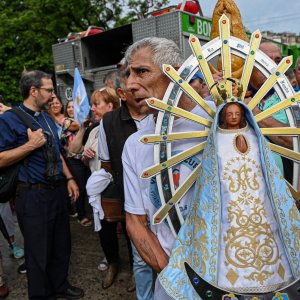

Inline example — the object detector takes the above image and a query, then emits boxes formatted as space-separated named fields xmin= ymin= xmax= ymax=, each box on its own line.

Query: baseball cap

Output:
xmin=191 ymin=71 xmax=204 ymax=82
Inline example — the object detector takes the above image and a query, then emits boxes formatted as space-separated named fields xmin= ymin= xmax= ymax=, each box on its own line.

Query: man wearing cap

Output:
xmin=189 ymin=71 xmax=209 ymax=98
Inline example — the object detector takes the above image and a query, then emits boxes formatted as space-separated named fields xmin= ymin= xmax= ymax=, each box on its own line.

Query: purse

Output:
xmin=0 ymin=164 xmax=20 ymax=203
xmin=101 ymin=182 xmax=125 ymax=222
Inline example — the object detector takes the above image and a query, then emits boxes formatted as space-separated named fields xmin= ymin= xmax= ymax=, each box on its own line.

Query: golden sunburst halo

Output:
xmin=140 ymin=14 xmax=300 ymax=236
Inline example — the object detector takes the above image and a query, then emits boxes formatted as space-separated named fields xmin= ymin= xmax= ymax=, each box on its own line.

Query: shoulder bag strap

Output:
xmin=9 ymin=107 xmax=35 ymax=131
xmin=8 ymin=108 xmax=36 ymax=183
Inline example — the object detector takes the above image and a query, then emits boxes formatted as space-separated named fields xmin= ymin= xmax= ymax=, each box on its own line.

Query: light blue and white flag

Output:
xmin=72 ymin=67 xmax=90 ymax=125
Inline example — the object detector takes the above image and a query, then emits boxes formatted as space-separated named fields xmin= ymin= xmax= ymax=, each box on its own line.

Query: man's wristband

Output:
xmin=66 ymin=176 xmax=75 ymax=182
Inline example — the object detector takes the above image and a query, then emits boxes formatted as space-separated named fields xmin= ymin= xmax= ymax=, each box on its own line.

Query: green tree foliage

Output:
xmin=0 ymin=0 xmax=169 ymax=104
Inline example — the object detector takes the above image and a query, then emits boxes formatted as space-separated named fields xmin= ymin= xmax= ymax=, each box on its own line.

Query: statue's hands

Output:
xmin=236 ymin=134 xmax=248 ymax=153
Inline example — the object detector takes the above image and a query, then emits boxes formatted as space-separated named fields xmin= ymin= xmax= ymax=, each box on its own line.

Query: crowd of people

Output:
xmin=0 ymin=36 xmax=299 ymax=300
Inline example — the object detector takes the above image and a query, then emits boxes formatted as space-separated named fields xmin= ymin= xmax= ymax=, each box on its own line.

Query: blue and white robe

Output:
xmin=159 ymin=103 xmax=300 ymax=299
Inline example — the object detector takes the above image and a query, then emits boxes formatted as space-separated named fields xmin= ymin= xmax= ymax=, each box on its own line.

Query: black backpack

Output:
xmin=0 ymin=108 xmax=35 ymax=203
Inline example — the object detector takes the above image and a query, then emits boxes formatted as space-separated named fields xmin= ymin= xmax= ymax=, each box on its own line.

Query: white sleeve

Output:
xmin=86 ymin=169 xmax=112 ymax=196
xmin=122 ymin=139 xmax=146 ymax=215
xmin=98 ymin=120 xmax=110 ymax=162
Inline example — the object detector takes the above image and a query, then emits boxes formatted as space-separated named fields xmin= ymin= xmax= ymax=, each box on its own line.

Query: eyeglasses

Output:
xmin=37 ymin=87 xmax=55 ymax=94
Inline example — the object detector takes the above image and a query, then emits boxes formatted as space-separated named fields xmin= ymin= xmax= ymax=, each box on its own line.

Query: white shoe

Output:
xmin=98 ymin=257 xmax=108 ymax=271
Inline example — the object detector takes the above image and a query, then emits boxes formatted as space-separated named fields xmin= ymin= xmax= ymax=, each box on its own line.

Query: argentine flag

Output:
xmin=72 ymin=68 xmax=90 ymax=125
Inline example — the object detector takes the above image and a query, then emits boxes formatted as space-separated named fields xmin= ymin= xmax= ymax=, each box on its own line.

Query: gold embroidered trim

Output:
xmin=224 ymin=198 xmax=281 ymax=280
xmin=226 ymin=268 xmax=239 ymax=285
xmin=159 ymin=275 xmax=188 ymax=300
xmin=219 ymin=280 xmax=292 ymax=294
xmin=207 ymin=134 xmax=220 ymax=283
xmin=223 ymin=160 xmax=261 ymax=193
xmin=244 ymin=271 xmax=274 ymax=285
xmin=278 ymin=263 xmax=286 ymax=279
xmin=262 ymin=138 xmax=300 ymax=276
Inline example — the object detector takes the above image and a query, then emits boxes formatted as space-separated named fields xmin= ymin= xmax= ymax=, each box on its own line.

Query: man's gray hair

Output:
xmin=125 ymin=37 xmax=184 ymax=70
xmin=103 ymin=70 xmax=120 ymax=90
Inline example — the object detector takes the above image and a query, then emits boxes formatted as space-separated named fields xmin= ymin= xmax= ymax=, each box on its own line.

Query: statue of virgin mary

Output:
xmin=159 ymin=101 xmax=300 ymax=299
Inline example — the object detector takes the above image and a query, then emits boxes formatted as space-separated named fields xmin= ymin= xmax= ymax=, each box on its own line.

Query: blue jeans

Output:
xmin=132 ymin=242 xmax=154 ymax=300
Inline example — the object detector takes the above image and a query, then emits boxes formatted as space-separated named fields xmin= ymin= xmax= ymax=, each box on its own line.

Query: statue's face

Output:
xmin=224 ymin=103 xmax=242 ymax=129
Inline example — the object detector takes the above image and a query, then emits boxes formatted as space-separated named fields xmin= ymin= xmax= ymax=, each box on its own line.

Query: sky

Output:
xmin=169 ymin=0 xmax=300 ymax=34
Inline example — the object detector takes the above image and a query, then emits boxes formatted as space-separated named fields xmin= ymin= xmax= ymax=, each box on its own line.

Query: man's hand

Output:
xmin=27 ymin=128 xmax=46 ymax=149
xmin=82 ymin=147 xmax=96 ymax=166
xmin=212 ymin=71 xmax=223 ymax=83
xmin=0 ymin=102 xmax=11 ymax=114
xmin=60 ymin=154 xmax=79 ymax=200
xmin=67 ymin=179 xmax=79 ymax=201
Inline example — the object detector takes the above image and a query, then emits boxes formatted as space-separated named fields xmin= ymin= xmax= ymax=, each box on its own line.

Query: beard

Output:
xmin=35 ymin=97 xmax=51 ymax=111
xmin=42 ymin=103 xmax=51 ymax=111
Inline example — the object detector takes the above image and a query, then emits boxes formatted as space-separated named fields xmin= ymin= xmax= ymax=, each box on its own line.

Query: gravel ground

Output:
xmin=1 ymin=214 xmax=136 ymax=300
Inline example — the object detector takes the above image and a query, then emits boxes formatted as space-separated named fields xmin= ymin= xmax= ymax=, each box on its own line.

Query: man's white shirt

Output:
xmin=122 ymin=102 xmax=215 ymax=255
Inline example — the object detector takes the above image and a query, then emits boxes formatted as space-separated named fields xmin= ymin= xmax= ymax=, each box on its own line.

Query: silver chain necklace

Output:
xmin=18 ymin=106 xmax=55 ymax=137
